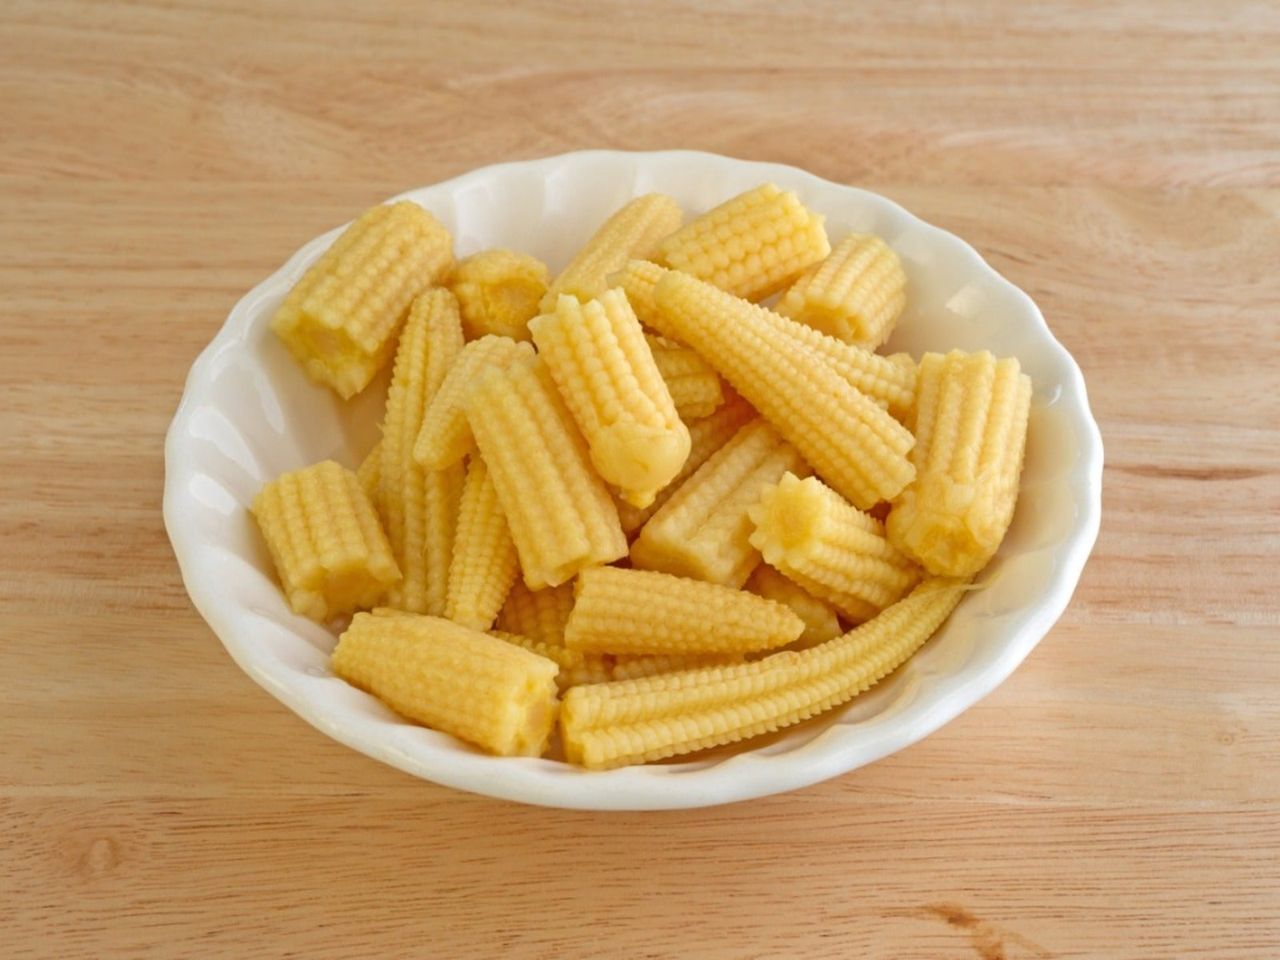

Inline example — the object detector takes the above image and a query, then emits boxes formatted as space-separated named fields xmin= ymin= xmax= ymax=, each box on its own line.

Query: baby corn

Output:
xmin=630 ymin=418 xmax=809 ymax=587
xmin=252 ymin=460 xmax=400 ymax=621
xmin=887 ymin=350 xmax=1033 ymax=577
xmin=564 ymin=566 xmax=805 ymax=656
xmin=749 ymin=473 xmax=920 ymax=623
xmin=655 ymin=183 xmax=829 ymax=301
xmin=466 ymin=356 xmax=627 ymax=589
xmin=413 ymin=335 xmax=535 ymax=471
xmin=560 ymin=577 xmax=967 ymax=768
xmin=777 ymin=233 xmax=906 ymax=349
xmin=444 ymin=457 xmax=520 ymax=631
xmin=333 ymin=613 xmax=559 ymax=757
xmin=382 ymin=289 xmax=466 ymax=615
xmin=271 ymin=201 xmax=453 ymax=398
xmin=541 ymin=194 xmax=683 ymax=311
xmin=531 ymin=291 xmax=690 ymax=508
xmin=449 ymin=248 xmax=548 ymax=342
xmin=646 ymin=333 xmax=725 ymax=420
xmin=614 ymin=258 xmax=913 ymax=419
xmin=653 ymin=271 xmax=915 ymax=509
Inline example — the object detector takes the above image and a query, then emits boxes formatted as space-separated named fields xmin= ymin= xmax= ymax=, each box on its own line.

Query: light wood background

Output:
xmin=3 ymin=2 xmax=1278 ymax=958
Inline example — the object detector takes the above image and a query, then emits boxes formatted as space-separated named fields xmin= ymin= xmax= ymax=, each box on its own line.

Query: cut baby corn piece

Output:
xmin=887 ymin=350 xmax=1033 ymax=577
xmin=630 ymin=418 xmax=809 ymax=587
xmin=655 ymin=183 xmax=829 ymax=302
xmin=539 ymin=194 xmax=683 ymax=311
xmin=490 ymin=631 xmax=613 ymax=691
xmin=449 ymin=248 xmax=548 ymax=342
xmin=777 ymin=233 xmax=907 ymax=350
xmin=560 ymin=577 xmax=967 ymax=768
xmin=333 ymin=613 xmax=559 ymax=757
xmin=444 ymin=457 xmax=520 ymax=631
xmin=495 ymin=581 xmax=575 ymax=645
xmin=745 ymin=564 xmax=842 ymax=647
xmin=252 ymin=460 xmax=400 ymax=621
xmin=653 ymin=271 xmax=915 ymax=509
xmin=466 ymin=356 xmax=628 ymax=589
xmin=646 ymin=333 xmax=725 ymax=420
xmin=382 ymin=290 xmax=466 ymax=615
xmin=565 ymin=566 xmax=805 ymax=656
xmin=609 ymin=653 xmax=744 ymax=682
xmin=356 ymin=439 xmax=382 ymax=505
xmin=413 ymin=335 xmax=535 ymax=470
xmin=749 ymin=473 xmax=920 ymax=623
xmin=615 ymin=390 xmax=756 ymax=535
xmin=530 ymin=291 xmax=691 ymax=508
xmin=271 ymin=201 xmax=453 ymax=399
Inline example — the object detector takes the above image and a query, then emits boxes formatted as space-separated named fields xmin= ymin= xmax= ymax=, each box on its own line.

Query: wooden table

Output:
xmin=4 ymin=3 xmax=1277 ymax=957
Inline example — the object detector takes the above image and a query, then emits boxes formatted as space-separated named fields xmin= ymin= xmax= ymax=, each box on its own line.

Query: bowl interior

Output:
xmin=166 ymin=151 xmax=1101 ymax=809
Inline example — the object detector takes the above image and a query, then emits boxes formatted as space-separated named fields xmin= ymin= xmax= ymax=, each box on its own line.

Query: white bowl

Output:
xmin=164 ymin=150 xmax=1103 ymax=810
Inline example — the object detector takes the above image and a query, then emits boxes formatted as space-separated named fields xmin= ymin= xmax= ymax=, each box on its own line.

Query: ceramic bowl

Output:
xmin=164 ymin=150 xmax=1103 ymax=810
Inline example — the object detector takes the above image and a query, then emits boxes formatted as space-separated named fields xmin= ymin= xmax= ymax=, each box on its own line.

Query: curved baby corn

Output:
xmin=560 ymin=577 xmax=967 ymax=768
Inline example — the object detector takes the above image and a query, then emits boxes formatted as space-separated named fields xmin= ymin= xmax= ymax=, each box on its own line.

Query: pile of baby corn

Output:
xmin=253 ymin=184 xmax=1032 ymax=769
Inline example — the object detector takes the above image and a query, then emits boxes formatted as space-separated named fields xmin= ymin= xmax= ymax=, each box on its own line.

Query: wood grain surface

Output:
xmin=3 ymin=2 xmax=1278 ymax=958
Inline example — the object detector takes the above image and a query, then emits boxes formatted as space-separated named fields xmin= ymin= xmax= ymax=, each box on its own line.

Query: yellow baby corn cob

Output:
xmin=540 ymin=194 xmax=683 ymax=311
xmin=449 ymin=248 xmax=549 ymax=342
xmin=413 ymin=335 xmax=535 ymax=471
xmin=271 ymin=201 xmax=453 ymax=399
xmin=609 ymin=653 xmax=743 ymax=682
xmin=252 ymin=460 xmax=400 ymax=621
xmin=749 ymin=473 xmax=920 ymax=623
xmin=444 ymin=457 xmax=520 ymax=631
xmin=490 ymin=631 xmax=613 ymax=690
xmin=745 ymin=564 xmax=842 ymax=647
xmin=564 ymin=566 xmax=805 ymax=656
xmin=887 ymin=350 xmax=1033 ymax=577
xmin=495 ymin=581 xmax=576 ymax=645
xmin=614 ymin=390 xmax=756 ymax=535
xmin=530 ymin=290 xmax=691 ymax=508
xmin=607 ymin=259 xmax=667 ymax=331
xmin=381 ymin=290 xmax=466 ymax=615
xmin=630 ymin=418 xmax=809 ymax=587
xmin=633 ymin=260 xmax=915 ymax=421
xmin=356 ymin=439 xmax=382 ymax=505
xmin=560 ymin=577 xmax=967 ymax=768
xmin=418 ymin=293 xmax=470 ymax=616
xmin=333 ymin=612 xmax=559 ymax=757
xmin=646 ymin=333 xmax=725 ymax=420
xmin=466 ymin=356 xmax=628 ymax=589
xmin=777 ymin=233 xmax=907 ymax=350
xmin=653 ymin=271 xmax=915 ymax=509
xmin=655 ymin=183 xmax=829 ymax=302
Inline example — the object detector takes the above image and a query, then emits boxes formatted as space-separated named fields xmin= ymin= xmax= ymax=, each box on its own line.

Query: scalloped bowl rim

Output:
xmin=164 ymin=149 xmax=1103 ymax=810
